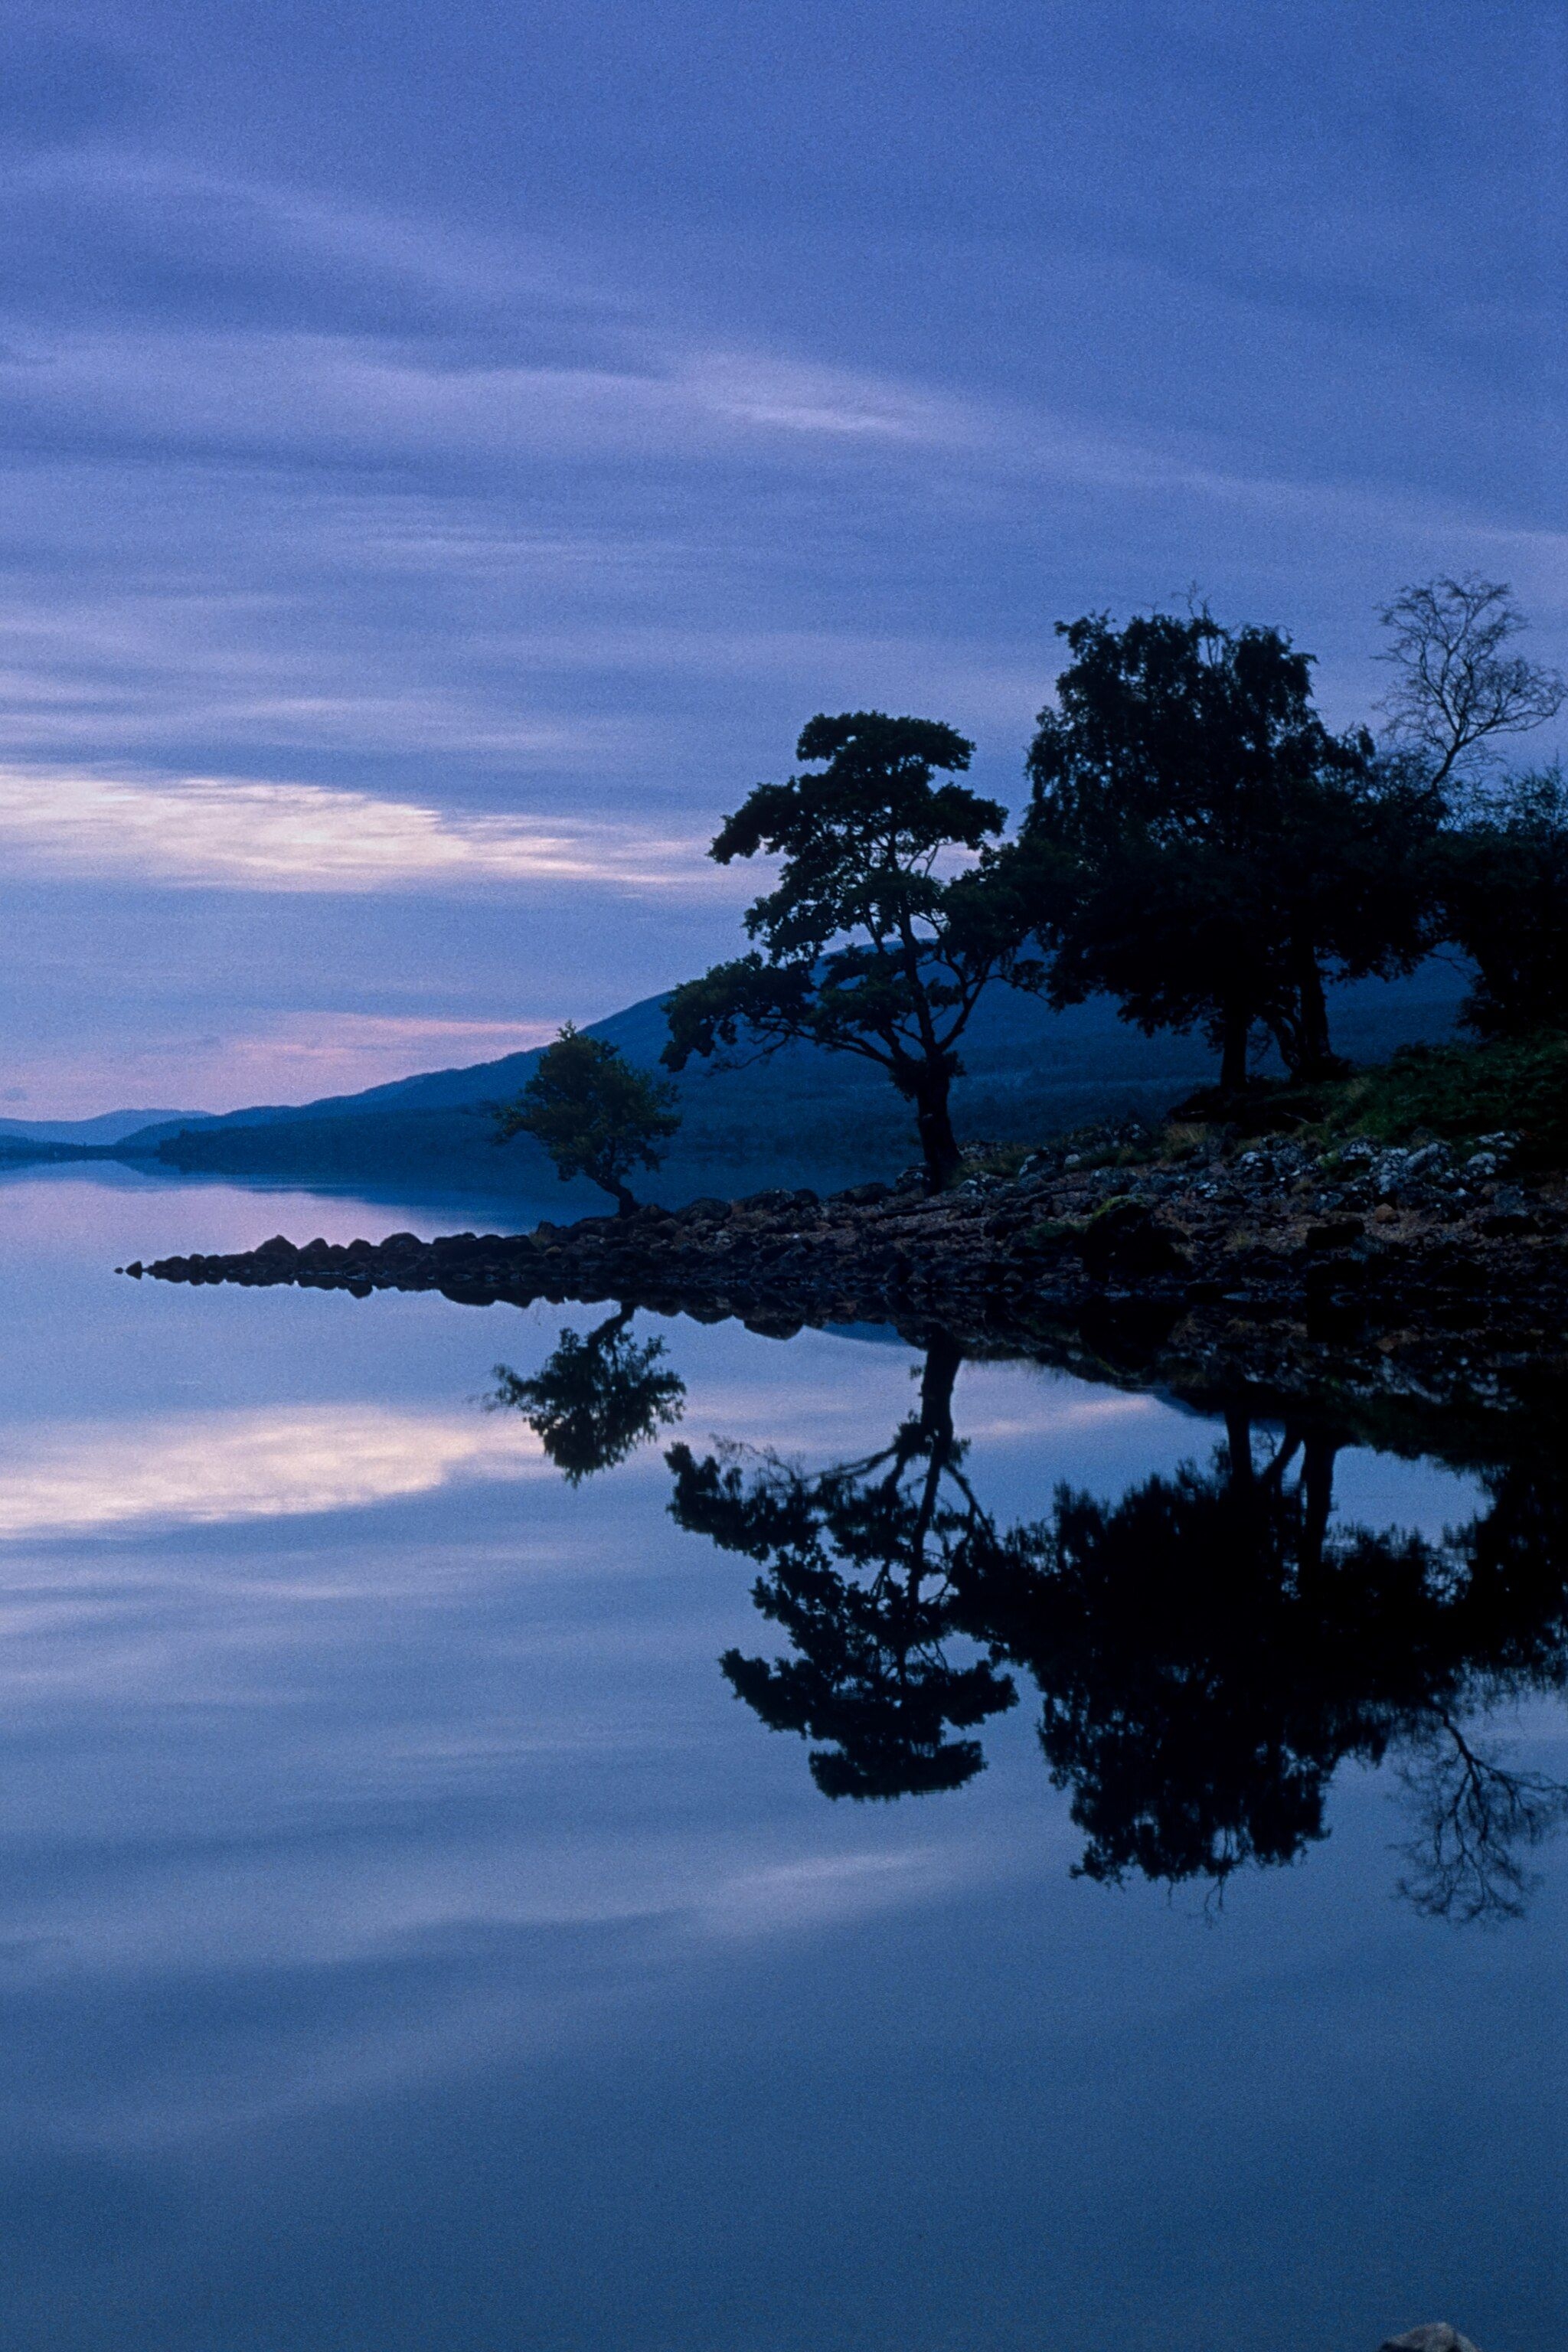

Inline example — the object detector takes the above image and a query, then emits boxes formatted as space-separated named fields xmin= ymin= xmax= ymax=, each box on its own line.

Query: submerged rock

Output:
xmin=1380 ymin=2328 xmax=1481 ymax=2352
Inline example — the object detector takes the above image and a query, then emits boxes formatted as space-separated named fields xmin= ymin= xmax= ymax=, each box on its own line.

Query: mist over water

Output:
xmin=0 ymin=1168 xmax=1562 ymax=2352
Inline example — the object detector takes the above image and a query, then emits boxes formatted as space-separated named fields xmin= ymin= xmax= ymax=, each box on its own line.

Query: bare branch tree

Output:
xmin=1393 ymin=1713 xmax=1568 ymax=1926
xmin=1377 ymin=575 xmax=1566 ymax=795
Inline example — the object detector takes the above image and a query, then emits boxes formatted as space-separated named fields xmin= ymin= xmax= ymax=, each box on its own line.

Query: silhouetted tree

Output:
xmin=1021 ymin=611 xmax=1432 ymax=1089
xmin=662 ymin=714 xmax=1040 ymax=1189
xmin=667 ymin=1339 xmax=1016 ymax=1795
xmin=1438 ymin=764 xmax=1568 ymax=1037
xmin=493 ymin=1022 xmax=680 ymax=1216
xmin=1377 ymin=576 xmax=1566 ymax=799
xmin=488 ymin=1308 xmax=684 ymax=1481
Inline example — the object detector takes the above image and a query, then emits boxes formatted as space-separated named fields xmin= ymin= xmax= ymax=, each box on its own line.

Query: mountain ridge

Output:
xmin=108 ymin=970 xmax=1469 ymax=1198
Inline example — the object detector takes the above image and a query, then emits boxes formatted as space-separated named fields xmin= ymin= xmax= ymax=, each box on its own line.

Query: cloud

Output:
xmin=0 ymin=1012 xmax=574 ymax=1120
xmin=0 ymin=1403 xmax=544 ymax=1544
xmin=0 ymin=766 xmax=720 ymax=893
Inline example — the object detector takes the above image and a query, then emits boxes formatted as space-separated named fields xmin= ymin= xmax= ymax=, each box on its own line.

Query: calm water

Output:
xmin=0 ymin=1167 xmax=1562 ymax=2352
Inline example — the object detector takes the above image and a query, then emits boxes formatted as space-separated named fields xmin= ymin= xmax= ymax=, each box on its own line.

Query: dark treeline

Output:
xmin=491 ymin=1318 xmax=1568 ymax=1923
xmin=655 ymin=576 xmax=1567 ymax=1187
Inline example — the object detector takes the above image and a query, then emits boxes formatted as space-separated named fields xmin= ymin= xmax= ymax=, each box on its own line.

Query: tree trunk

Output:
xmin=912 ymin=1066 xmax=962 ymax=1191
xmin=1299 ymin=1434 xmax=1338 ymax=1572
xmin=917 ymin=1334 xmax=962 ymax=1452
xmin=1218 ymin=1004 xmax=1250 ymax=1096
xmin=1289 ymin=942 xmax=1346 ymax=1082
xmin=1223 ymin=1408 xmax=1255 ymax=1490
xmin=609 ymin=1178 xmax=638 ymax=1217
xmin=910 ymin=1337 xmax=963 ymax=1583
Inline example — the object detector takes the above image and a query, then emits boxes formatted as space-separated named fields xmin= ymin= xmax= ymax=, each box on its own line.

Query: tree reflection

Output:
xmin=1395 ymin=1717 xmax=1568 ymax=1926
xmin=664 ymin=1343 xmax=1568 ymax=1918
xmin=488 ymin=1308 xmax=684 ymax=1482
xmin=952 ymin=1415 xmax=1568 ymax=1909
xmin=667 ymin=1338 xmax=1017 ymax=1797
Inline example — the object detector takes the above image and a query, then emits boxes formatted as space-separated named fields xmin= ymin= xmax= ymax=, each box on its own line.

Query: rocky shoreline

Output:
xmin=125 ymin=1124 xmax=1568 ymax=1416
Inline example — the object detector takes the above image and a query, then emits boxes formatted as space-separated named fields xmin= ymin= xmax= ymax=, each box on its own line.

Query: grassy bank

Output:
xmin=966 ymin=1030 xmax=1568 ymax=1180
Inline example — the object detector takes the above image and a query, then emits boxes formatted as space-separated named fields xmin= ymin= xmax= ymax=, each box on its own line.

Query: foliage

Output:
xmin=1310 ymin=1034 xmax=1568 ymax=1168
xmin=493 ymin=1022 xmax=679 ymax=1215
xmin=1022 ymin=609 xmax=1434 ymax=1089
xmin=662 ymin=711 xmax=1040 ymax=1188
xmin=1439 ymin=765 xmax=1568 ymax=1038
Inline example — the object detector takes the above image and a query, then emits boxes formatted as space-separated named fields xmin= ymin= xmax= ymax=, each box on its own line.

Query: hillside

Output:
xmin=0 ymin=1107 xmax=212 ymax=1147
xmin=126 ymin=969 xmax=1469 ymax=1200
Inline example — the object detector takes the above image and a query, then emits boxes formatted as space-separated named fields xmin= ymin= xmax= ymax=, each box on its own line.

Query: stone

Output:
xmin=676 ymin=1197 xmax=730 ymax=1222
xmin=1379 ymin=2326 xmax=1480 ymax=2352
xmin=1403 ymin=1141 xmax=1450 ymax=1178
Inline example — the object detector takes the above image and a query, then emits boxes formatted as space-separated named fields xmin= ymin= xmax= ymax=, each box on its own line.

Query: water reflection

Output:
xmin=501 ymin=1321 xmax=1568 ymax=1917
xmin=488 ymin=1308 xmax=685 ymax=1483
xmin=669 ymin=1337 xmax=1017 ymax=1798
xmin=952 ymin=1409 xmax=1568 ymax=1919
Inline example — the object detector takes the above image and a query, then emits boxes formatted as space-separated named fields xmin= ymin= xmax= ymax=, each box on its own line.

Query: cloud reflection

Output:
xmin=0 ymin=1405 xmax=543 ymax=1540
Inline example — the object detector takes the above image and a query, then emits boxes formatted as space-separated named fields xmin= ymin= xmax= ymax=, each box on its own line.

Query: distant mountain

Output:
xmin=120 ymin=969 xmax=1469 ymax=1200
xmin=0 ymin=1108 xmax=215 ymax=1147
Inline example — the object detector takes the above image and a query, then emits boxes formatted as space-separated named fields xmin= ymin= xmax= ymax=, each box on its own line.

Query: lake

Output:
xmin=0 ymin=1165 xmax=1562 ymax=2352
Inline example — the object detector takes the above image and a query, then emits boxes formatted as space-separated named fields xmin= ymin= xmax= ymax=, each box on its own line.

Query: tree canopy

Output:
xmin=493 ymin=1022 xmax=680 ymax=1216
xmin=662 ymin=711 xmax=1038 ymax=1188
xmin=1019 ymin=609 xmax=1433 ymax=1090
xmin=1438 ymin=764 xmax=1568 ymax=1039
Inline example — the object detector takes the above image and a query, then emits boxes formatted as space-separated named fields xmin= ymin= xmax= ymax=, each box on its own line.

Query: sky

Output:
xmin=2 ymin=0 xmax=1566 ymax=1116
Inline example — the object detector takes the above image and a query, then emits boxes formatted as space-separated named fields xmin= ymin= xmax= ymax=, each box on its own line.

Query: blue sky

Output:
xmin=2 ymin=0 xmax=1564 ymax=1113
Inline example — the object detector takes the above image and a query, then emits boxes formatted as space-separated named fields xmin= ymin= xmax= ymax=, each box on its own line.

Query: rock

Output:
xmin=1379 ymin=2327 xmax=1480 ymax=2352
xmin=838 ymin=1181 xmax=892 ymax=1207
xmin=1078 ymin=1199 xmax=1188 ymax=1280
xmin=1404 ymin=1141 xmax=1451 ymax=1179
xmin=677 ymin=1197 xmax=730 ymax=1223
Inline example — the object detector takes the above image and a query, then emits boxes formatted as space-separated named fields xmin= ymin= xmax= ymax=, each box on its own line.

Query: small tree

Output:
xmin=493 ymin=1022 xmax=679 ymax=1217
xmin=662 ymin=711 xmax=1037 ymax=1188
xmin=1377 ymin=576 xmax=1566 ymax=799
